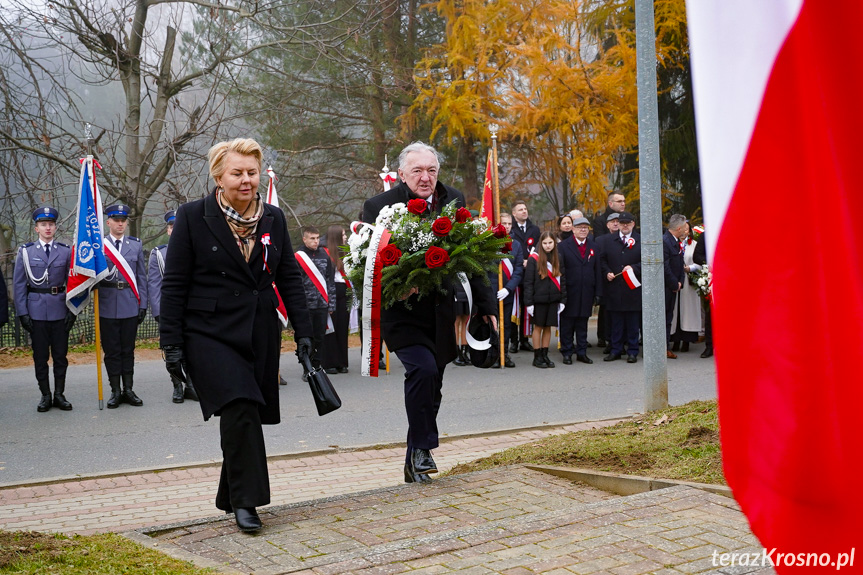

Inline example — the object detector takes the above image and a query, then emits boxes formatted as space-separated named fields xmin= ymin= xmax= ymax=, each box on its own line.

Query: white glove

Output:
xmin=496 ymin=288 xmax=509 ymax=301
xmin=558 ymin=303 xmax=565 ymax=314
xmin=526 ymin=305 xmax=534 ymax=316
xmin=688 ymin=263 xmax=702 ymax=272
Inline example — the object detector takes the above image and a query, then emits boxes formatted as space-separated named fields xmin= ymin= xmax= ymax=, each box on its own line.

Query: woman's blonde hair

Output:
xmin=208 ymin=138 xmax=263 ymax=183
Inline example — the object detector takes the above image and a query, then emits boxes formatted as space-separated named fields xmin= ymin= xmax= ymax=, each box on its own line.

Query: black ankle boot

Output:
xmin=172 ymin=376 xmax=184 ymax=403
xmin=121 ymin=374 xmax=143 ymax=406
xmin=532 ymin=349 xmax=547 ymax=368
xmin=453 ymin=345 xmax=468 ymax=366
xmin=543 ymin=348 xmax=555 ymax=368
xmin=107 ymin=375 xmax=122 ymax=409
xmin=52 ymin=377 xmax=73 ymax=410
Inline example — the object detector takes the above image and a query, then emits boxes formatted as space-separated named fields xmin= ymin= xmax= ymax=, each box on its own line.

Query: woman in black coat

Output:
xmin=160 ymin=138 xmax=313 ymax=532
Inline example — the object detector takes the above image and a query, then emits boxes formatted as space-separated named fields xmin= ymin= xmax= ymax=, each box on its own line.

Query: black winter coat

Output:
xmin=362 ymin=181 xmax=495 ymax=367
xmin=558 ymin=236 xmax=602 ymax=317
xmin=524 ymin=257 xmax=566 ymax=306
xmin=663 ymin=230 xmax=685 ymax=293
xmin=600 ymin=232 xmax=643 ymax=312
xmin=160 ymin=192 xmax=313 ymax=424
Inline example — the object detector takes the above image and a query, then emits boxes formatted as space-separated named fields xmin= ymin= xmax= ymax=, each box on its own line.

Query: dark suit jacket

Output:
xmin=558 ymin=236 xmax=602 ymax=317
xmin=600 ymin=232 xmax=642 ymax=312
xmin=160 ymin=192 xmax=313 ymax=423
xmin=362 ymin=181 xmax=494 ymax=367
xmin=663 ymin=230 xmax=685 ymax=293
xmin=693 ymin=233 xmax=708 ymax=266
xmin=510 ymin=219 xmax=541 ymax=265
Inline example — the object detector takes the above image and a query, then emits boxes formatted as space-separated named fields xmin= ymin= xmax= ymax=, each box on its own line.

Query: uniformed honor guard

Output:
xmin=99 ymin=204 xmax=148 ymax=408
xmin=13 ymin=207 xmax=77 ymax=412
xmin=148 ymin=210 xmax=198 ymax=403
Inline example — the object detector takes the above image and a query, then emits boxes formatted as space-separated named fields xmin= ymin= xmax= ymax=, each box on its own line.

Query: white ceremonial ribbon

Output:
xmin=361 ymin=223 xmax=389 ymax=377
xmin=457 ymin=272 xmax=491 ymax=351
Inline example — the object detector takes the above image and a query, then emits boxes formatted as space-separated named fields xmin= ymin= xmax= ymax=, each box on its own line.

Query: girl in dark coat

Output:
xmin=159 ymin=138 xmax=313 ymax=533
xmin=524 ymin=231 xmax=566 ymax=368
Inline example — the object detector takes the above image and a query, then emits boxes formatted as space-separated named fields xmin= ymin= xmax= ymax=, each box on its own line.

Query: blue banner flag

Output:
xmin=66 ymin=157 xmax=110 ymax=314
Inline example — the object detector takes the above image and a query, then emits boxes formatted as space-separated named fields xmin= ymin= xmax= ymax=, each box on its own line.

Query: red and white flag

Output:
xmin=479 ymin=150 xmax=495 ymax=224
xmin=688 ymin=0 xmax=863 ymax=566
xmin=622 ymin=267 xmax=640 ymax=290
xmin=263 ymin=167 xmax=289 ymax=327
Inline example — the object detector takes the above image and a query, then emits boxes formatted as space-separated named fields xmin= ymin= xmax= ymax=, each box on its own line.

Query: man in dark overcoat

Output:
xmin=508 ymin=200 xmax=541 ymax=353
xmin=600 ymin=212 xmax=642 ymax=363
xmin=362 ymin=141 xmax=496 ymax=484
xmin=594 ymin=212 xmax=621 ymax=351
xmin=558 ymin=217 xmax=602 ymax=365
xmin=663 ymin=214 xmax=687 ymax=359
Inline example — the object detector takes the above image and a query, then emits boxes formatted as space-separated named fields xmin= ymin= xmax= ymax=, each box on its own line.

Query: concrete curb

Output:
xmin=526 ymin=464 xmax=732 ymax=498
xmin=0 ymin=416 xmax=630 ymax=490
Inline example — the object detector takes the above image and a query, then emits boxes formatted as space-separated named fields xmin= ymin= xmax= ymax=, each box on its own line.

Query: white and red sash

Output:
xmin=323 ymin=247 xmax=352 ymax=289
xmin=104 ymin=240 xmax=140 ymax=304
xmin=528 ymin=252 xmax=561 ymax=291
xmin=296 ymin=250 xmax=334 ymax=334
xmin=501 ymin=259 xmax=519 ymax=317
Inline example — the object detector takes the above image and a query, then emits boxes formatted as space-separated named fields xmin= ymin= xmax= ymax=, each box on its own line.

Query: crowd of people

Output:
xmin=3 ymin=138 xmax=712 ymax=533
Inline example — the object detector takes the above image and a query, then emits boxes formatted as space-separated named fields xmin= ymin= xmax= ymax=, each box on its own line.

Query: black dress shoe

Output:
xmin=509 ymin=342 xmax=519 ymax=354
xmin=410 ymin=448 xmax=437 ymax=474
xmin=337 ymin=367 xmax=349 ymax=373
xmin=53 ymin=393 xmax=73 ymax=411
xmin=234 ymin=507 xmax=262 ymax=532
xmin=562 ymin=356 xmax=572 ymax=365
xmin=701 ymin=347 xmax=714 ymax=358
xmin=504 ymin=355 xmax=515 ymax=368
xmin=37 ymin=394 xmax=52 ymax=413
xmin=576 ymin=355 xmax=593 ymax=365
xmin=597 ymin=339 xmax=607 ymax=347
xmin=404 ymin=463 xmax=432 ymax=484
xmin=603 ymin=353 xmax=621 ymax=362
xmin=603 ymin=345 xmax=612 ymax=354
xmin=325 ymin=367 xmax=338 ymax=375
xmin=627 ymin=355 xmax=637 ymax=363
xmin=519 ymin=340 xmax=534 ymax=351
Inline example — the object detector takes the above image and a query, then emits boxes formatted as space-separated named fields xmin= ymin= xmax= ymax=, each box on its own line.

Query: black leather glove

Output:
xmin=19 ymin=314 xmax=33 ymax=333
xmin=137 ymin=309 xmax=147 ymax=324
xmin=64 ymin=311 xmax=77 ymax=333
xmin=295 ymin=336 xmax=313 ymax=365
xmin=593 ymin=296 xmax=602 ymax=306
xmin=162 ymin=345 xmax=187 ymax=383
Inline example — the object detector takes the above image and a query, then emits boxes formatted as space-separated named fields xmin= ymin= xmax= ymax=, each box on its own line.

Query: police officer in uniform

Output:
xmin=13 ymin=207 xmax=76 ymax=412
xmin=148 ymin=210 xmax=198 ymax=403
xmin=99 ymin=204 xmax=148 ymax=408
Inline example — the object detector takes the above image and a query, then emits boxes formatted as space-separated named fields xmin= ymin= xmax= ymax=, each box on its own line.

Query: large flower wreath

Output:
xmin=344 ymin=199 xmax=511 ymax=309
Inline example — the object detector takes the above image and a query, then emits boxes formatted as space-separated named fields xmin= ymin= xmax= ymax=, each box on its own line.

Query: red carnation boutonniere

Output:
xmin=625 ymin=237 xmax=635 ymax=249
xmin=588 ymin=248 xmax=594 ymax=261
xmin=527 ymin=237 xmax=535 ymax=247
xmin=260 ymin=233 xmax=272 ymax=272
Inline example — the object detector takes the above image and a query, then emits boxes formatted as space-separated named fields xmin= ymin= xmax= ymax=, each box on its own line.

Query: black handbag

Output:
xmin=300 ymin=355 xmax=342 ymax=416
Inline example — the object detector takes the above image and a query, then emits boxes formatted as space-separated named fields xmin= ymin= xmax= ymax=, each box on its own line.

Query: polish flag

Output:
xmin=623 ymin=267 xmax=640 ymax=290
xmin=688 ymin=0 xmax=863 ymax=565
xmin=479 ymin=150 xmax=495 ymax=224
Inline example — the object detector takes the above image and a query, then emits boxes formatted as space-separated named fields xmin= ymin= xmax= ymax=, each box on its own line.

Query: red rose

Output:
xmin=455 ymin=207 xmax=472 ymax=223
xmin=407 ymin=198 xmax=427 ymax=215
xmin=502 ymin=240 xmax=512 ymax=254
xmin=431 ymin=216 xmax=453 ymax=237
xmin=492 ymin=224 xmax=508 ymax=238
xmin=424 ymin=245 xmax=450 ymax=269
xmin=379 ymin=244 xmax=402 ymax=266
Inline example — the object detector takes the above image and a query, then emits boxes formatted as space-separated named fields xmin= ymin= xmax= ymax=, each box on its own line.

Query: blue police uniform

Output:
xmin=13 ymin=207 xmax=75 ymax=412
xmin=147 ymin=210 xmax=198 ymax=403
xmin=99 ymin=204 xmax=148 ymax=408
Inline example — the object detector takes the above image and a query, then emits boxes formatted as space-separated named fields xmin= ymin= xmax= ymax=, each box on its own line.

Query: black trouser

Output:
xmin=499 ymin=298 xmax=514 ymax=353
xmin=610 ymin=310 xmax=641 ymax=356
xmin=395 ymin=345 xmax=445 ymax=464
xmin=308 ymin=308 xmax=329 ymax=369
xmin=559 ymin=316 xmax=589 ymax=357
xmin=100 ymin=317 xmax=138 ymax=376
xmin=215 ymin=400 xmax=270 ymax=511
xmin=322 ymin=284 xmax=349 ymax=370
xmin=597 ymin=304 xmax=609 ymax=342
xmin=665 ymin=289 xmax=677 ymax=347
xmin=31 ymin=318 xmax=69 ymax=384
xmin=704 ymin=302 xmax=713 ymax=348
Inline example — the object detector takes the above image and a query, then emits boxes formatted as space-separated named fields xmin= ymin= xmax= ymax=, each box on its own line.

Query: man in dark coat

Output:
xmin=592 ymin=191 xmax=626 ymax=238
xmin=509 ymin=199 xmax=541 ymax=353
xmin=663 ymin=214 xmax=688 ymax=359
xmin=488 ymin=212 xmax=523 ymax=368
xmin=600 ymin=212 xmax=642 ymax=363
xmin=558 ymin=217 xmax=602 ymax=364
xmin=295 ymin=225 xmax=336 ymax=375
xmin=692 ymin=230 xmax=713 ymax=358
xmin=160 ymin=138 xmax=314 ymax=532
xmin=594 ymin=212 xmax=621 ymax=351
xmin=362 ymin=141 xmax=496 ymax=484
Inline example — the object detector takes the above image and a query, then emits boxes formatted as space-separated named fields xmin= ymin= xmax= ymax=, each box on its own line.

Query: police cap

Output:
xmin=33 ymin=206 xmax=59 ymax=222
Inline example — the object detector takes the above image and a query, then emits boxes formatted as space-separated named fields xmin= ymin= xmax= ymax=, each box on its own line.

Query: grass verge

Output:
xmin=446 ymin=399 xmax=724 ymax=485
xmin=0 ymin=531 xmax=213 ymax=574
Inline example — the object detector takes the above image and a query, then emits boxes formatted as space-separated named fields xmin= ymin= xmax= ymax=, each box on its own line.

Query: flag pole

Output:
xmin=84 ymin=143 xmax=105 ymax=410
xmin=490 ymin=124 xmax=505 ymax=368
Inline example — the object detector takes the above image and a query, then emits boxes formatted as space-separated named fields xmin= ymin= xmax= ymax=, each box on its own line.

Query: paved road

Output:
xmin=0 ymin=339 xmax=716 ymax=485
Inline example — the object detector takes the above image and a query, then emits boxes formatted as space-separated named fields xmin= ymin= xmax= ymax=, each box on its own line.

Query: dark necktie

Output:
xmin=44 ymin=243 xmax=50 ymax=259
xmin=115 ymin=239 xmax=121 ymax=250
xmin=520 ymin=225 xmax=526 ymax=233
